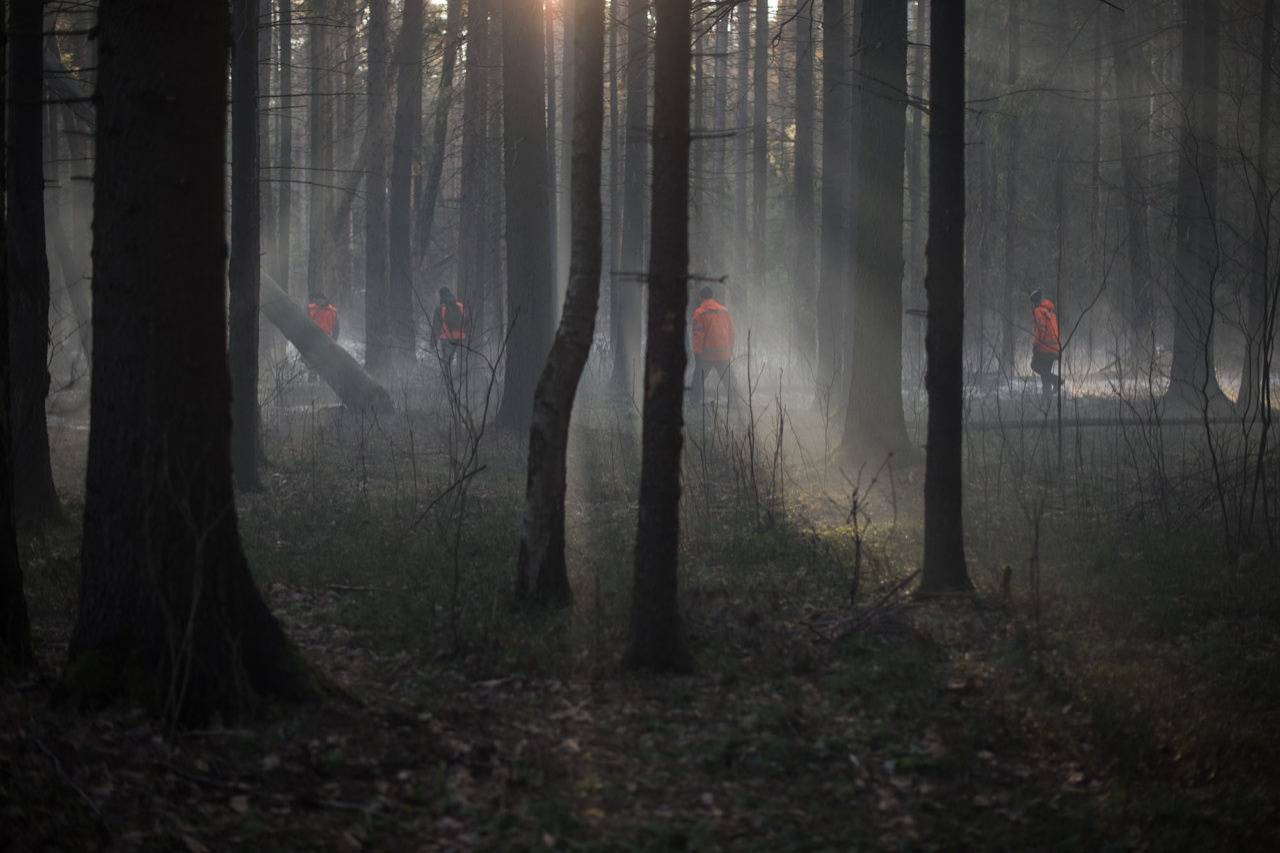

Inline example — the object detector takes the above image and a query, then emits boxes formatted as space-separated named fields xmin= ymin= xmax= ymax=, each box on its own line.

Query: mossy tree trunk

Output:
xmin=64 ymin=0 xmax=320 ymax=725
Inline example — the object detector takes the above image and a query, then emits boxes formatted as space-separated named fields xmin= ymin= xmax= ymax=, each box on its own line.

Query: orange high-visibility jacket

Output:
xmin=692 ymin=298 xmax=734 ymax=363
xmin=1032 ymin=299 xmax=1061 ymax=354
xmin=308 ymin=302 xmax=338 ymax=338
xmin=438 ymin=301 xmax=467 ymax=341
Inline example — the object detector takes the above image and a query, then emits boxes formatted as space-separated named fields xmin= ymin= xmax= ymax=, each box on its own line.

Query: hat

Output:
xmin=1029 ymin=288 xmax=1043 ymax=304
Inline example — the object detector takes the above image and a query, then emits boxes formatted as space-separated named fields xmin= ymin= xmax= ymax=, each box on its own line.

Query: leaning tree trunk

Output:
xmin=794 ymin=2 xmax=816 ymax=365
xmin=495 ymin=0 xmax=556 ymax=431
xmin=609 ymin=0 xmax=650 ymax=397
xmin=230 ymin=0 xmax=263 ymax=491
xmin=816 ymin=0 xmax=850 ymax=402
xmin=7 ymin=0 xmax=62 ymax=526
xmin=515 ymin=0 xmax=604 ymax=607
xmin=364 ymin=0 xmax=391 ymax=373
xmin=64 ymin=0 xmax=321 ymax=725
xmin=918 ymin=0 xmax=972 ymax=596
xmin=841 ymin=0 xmax=912 ymax=459
xmin=1167 ymin=0 xmax=1225 ymax=406
xmin=388 ymin=0 xmax=425 ymax=376
xmin=0 ymin=10 xmax=34 ymax=675
xmin=624 ymin=0 xmax=691 ymax=673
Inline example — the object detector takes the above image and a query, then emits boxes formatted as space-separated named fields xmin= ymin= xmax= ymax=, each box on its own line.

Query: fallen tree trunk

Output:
xmin=259 ymin=273 xmax=394 ymax=412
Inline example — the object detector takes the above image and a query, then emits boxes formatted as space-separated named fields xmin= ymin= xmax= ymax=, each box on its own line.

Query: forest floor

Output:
xmin=4 ymin=383 xmax=1280 ymax=851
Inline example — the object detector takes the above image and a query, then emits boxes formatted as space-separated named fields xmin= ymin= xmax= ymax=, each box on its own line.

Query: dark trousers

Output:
xmin=1031 ymin=351 xmax=1062 ymax=396
xmin=690 ymin=356 xmax=735 ymax=407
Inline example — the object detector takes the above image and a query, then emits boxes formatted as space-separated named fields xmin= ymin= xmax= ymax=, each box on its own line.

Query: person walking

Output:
xmin=305 ymin=294 xmax=339 ymax=383
xmin=1029 ymin=289 xmax=1063 ymax=399
xmin=690 ymin=286 xmax=736 ymax=408
xmin=430 ymin=287 xmax=468 ymax=383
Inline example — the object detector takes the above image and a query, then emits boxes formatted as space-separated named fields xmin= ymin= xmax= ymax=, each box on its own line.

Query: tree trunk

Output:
xmin=752 ymin=0 xmax=768 ymax=303
xmin=712 ymin=11 xmax=728 ymax=279
xmin=0 ymin=8 xmax=34 ymax=675
xmin=624 ymin=0 xmax=691 ymax=673
xmin=1167 ymin=0 xmax=1225 ymax=405
xmin=516 ymin=0 xmax=604 ymax=607
xmin=458 ymin=0 xmax=493 ymax=330
xmin=364 ymin=0 xmax=391 ymax=373
xmin=333 ymin=0 xmax=356 ymax=306
xmin=905 ymin=0 xmax=926 ymax=298
xmin=416 ymin=0 xmax=464 ymax=265
xmin=609 ymin=0 xmax=649 ymax=397
xmin=1000 ymin=0 xmax=1019 ymax=376
xmin=231 ymin=0 xmax=263 ymax=491
xmin=794 ymin=1 xmax=816 ymax=365
xmin=259 ymin=1 xmax=277 ymax=305
xmin=6 ymin=0 xmax=62 ymax=526
xmin=841 ymin=0 xmax=911 ymax=458
xmin=277 ymin=0 xmax=294 ymax=298
xmin=919 ymin=0 xmax=972 ymax=595
xmin=1113 ymin=6 xmax=1154 ymax=345
xmin=64 ymin=0 xmax=320 ymax=725
xmin=559 ymin=0 xmax=576 ymax=301
xmin=817 ymin=0 xmax=850 ymax=400
xmin=544 ymin=0 xmax=559 ymax=297
xmin=734 ymin=4 xmax=749 ymax=307
xmin=388 ymin=0 xmax=425 ymax=374
xmin=307 ymin=0 xmax=335 ymax=304
xmin=260 ymin=273 xmax=394 ymax=412
xmin=496 ymin=0 xmax=556 ymax=430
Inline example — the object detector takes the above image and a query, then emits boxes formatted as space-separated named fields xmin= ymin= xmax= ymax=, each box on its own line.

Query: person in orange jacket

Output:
xmin=690 ymin=286 xmax=736 ymax=407
xmin=1029 ymin=289 xmax=1063 ymax=398
xmin=307 ymin=293 xmax=339 ymax=339
xmin=430 ymin=287 xmax=468 ymax=377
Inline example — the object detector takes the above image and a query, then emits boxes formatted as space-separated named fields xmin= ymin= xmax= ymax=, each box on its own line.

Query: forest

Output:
xmin=2 ymin=0 xmax=1278 ymax=847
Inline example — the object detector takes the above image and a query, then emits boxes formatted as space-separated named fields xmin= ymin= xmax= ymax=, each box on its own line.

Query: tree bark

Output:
xmin=794 ymin=0 xmax=816 ymax=365
xmin=260 ymin=273 xmax=394 ymax=412
xmin=64 ymin=0 xmax=320 ymax=725
xmin=0 ymin=8 xmax=35 ymax=675
xmin=515 ymin=0 xmax=604 ymax=607
xmin=231 ymin=0 xmax=263 ymax=491
xmin=559 ymin=0 xmax=576 ymax=296
xmin=388 ymin=0 xmax=425 ymax=374
xmin=841 ymin=0 xmax=911 ymax=458
xmin=1000 ymin=0 xmax=1019 ymax=375
xmin=1167 ymin=0 xmax=1225 ymax=405
xmin=544 ymin=0 xmax=560 ymax=297
xmin=277 ymin=0 xmax=294 ymax=298
xmin=734 ymin=3 xmax=749 ymax=305
xmin=364 ymin=0 xmax=391 ymax=373
xmin=609 ymin=0 xmax=649 ymax=397
xmin=817 ymin=0 xmax=850 ymax=400
xmin=624 ymin=0 xmax=691 ymax=673
xmin=919 ymin=0 xmax=972 ymax=595
xmin=6 ymin=0 xmax=62 ymax=526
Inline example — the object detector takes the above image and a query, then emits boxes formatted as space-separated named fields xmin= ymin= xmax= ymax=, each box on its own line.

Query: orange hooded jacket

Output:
xmin=1032 ymin=299 xmax=1061 ymax=354
xmin=692 ymin=298 xmax=734 ymax=363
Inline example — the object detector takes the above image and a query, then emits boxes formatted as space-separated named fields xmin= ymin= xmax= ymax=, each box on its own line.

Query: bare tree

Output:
xmin=752 ymin=0 xmax=768 ymax=300
xmin=624 ymin=0 xmax=691 ymax=673
xmin=794 ymin=0 xmax=816 ymax=364
xmin=64 ymin=0 xmax=319 ymax=724
xmin=388 ymin=0 xmax=425 ymax=374
xmin=458 ymin=0 xmax=495 ymax=329
xmin=817 ymin=0 xmax=850 ymax=400
xmin=307 ymin=0 xmax=335 ymax=305
xmin=919 ymin=0 xmax=972 ymax=595
xmin=416 ymin=0 xmax=464 ymax=263
xmin=276 ymin=0 xmax=294 ymax=297
xmin=516 ymin=0 xmax=605 ymax=607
